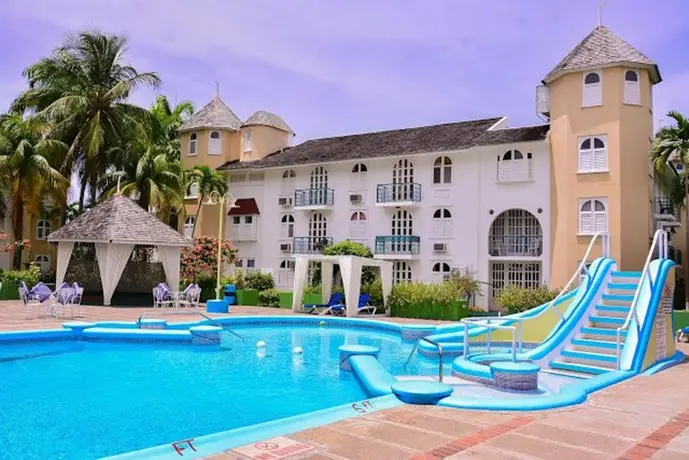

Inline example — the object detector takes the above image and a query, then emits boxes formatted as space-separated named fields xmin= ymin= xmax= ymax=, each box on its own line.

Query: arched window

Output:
xmin=280 ymin=214 xmax=295 ymax=239
xmin=393 ymin=261 xmax=413 ymax=284
xmin=209 ymin=131 xmax=221 ymax=155
xmin=351 ymin=163 xmax=368 ymax=190
xmin=352 ymin=163 xmax=367 ymax=173
xmin=189 ymin=133 xmax=197 ymax=155
xmin=432 ymin=208 xmax=453 ymax=238
xmin=578 ymin=136 xmax=607 ymax=172
xmin=349 ymin=211 xmax=367 ymax=240
xmin=184 ymin=216 xmax=195 ymax=238
xmin=624 ymin=70 xmax=640 ymax=104
xmin=583 ymin=71 xmax=602 ymax=107
xmin=281 ymin=169 xmax=296 ymax=194
xmin=432 ymin=262 xmax=451 ymax=281
xmin=278 ymin=259 xmax=295 ymax=286
xmin=244 ymin=129 xmax=253 ymax=151
xmin=282 ymin=169 xmax=296 ymax=179
xmin=36 ymin=220 xmax=51 ymax=240
xmin=391 ymin=210 xmax=416 ymax=254
xmin=488 ymin=209 xmax=543 ymax=257
xmin=433 ymin=156 xmax=452 ymax=184
xmin=579 ymin=199 xmax=607 ymax=234
xmin=34 ymin=254 xmax=51 ymax=273
xmin=308 ymin=212 xmax=328 ymax=252
xmin=497 ymin=150 xmax=532 ymax=182
xmin=392 ymin=159 xmax=415 ymax=201
xmin=310 ymin=166 xmax=328 ymax=188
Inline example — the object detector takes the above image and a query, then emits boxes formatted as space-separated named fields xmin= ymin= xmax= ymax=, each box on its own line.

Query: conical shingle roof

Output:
xmin=242 ymin=110 xmax=294 ymax=134
xmin=179 ymin=97 xmax=242 ymax=131
xmin=543 ymin=26 xmax=660 ymax=84
xmin=48 ymin=195 xmax=191 ymax=246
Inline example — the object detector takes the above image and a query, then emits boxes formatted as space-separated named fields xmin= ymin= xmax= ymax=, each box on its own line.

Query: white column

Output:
xmin=55 ymin=241 xmax=75 ymax=287
xmin=380 ymin=261 xmax=393 ymax=316
xmin=95 ymin=243 xmax=134 ymax=306
xmin=158 ymin=246 xmax=182 ymax=290
xmin=321 ymin=261 xmax=334 ymax=303
xmin=292 ymin=256 xmax=309 ymax=312
xmin=340 ymin=257 xmax=362 ymax=317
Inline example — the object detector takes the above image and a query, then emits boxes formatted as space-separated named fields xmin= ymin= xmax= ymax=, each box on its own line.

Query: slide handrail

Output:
xmin=463 ymin=231 xmax=609 ymax=328
xmin=615 ymin=229 xmax=667 ymax=369
xmin=461 ymin=317 xmax=519 ymax=362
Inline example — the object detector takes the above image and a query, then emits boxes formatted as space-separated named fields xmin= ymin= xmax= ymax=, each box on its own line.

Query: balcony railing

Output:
xmin=489 ymin=235 xmax=543 ymax=257
xmin=376 ymin=183 xmax=421 ymax=205
xmin=374 ymin=235 xmax=420 ymax=256
xmin=655 ymin=198 xmax=680 ymax=220
xmin=292 ymin=236 xmax=333 ymax=254
xmin=497 ymin=159 xmax=533 ymax=183
xmin=294 ymin=188 xmax=334 ymax=208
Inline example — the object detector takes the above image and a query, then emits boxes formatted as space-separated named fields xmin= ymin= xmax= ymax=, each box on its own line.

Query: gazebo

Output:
xmin=47 ymin=195 xmax=191 ymax=305
xmin=291 ymin=255 xmax=393 ymax=317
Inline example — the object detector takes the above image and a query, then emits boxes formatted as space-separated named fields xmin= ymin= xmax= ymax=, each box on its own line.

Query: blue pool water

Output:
xmin=0 ymin=325 xmax=428 ymax=460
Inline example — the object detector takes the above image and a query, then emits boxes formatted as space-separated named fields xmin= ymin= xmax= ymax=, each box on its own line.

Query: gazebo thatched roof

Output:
xmin=48 ymin=195 xmax=191 ymax=247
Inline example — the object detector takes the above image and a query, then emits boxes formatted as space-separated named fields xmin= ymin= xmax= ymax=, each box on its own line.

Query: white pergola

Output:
xmin=47 ymin=195 xmax=191 ymax=305
xmin=291 ymin=255 xmax=393 ymax=317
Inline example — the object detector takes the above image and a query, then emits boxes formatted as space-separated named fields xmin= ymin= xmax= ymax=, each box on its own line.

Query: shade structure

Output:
xmin=291 ymin=255 xmax=393 ymax=317
xmin=48 ymin=195 xmax=191 ymax=305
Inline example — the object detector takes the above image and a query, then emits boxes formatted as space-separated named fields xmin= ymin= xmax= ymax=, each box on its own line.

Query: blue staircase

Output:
xmin=548 ymin=271 xmax=640 ymax=378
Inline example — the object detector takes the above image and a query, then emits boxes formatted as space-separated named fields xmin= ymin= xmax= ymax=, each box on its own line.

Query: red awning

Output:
xmin=228 ymin=198 xmax=260 ymax=216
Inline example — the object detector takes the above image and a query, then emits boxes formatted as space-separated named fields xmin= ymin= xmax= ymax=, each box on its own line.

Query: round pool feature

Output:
xmin=319 ymin=321 xmax=326 ymax=327
xmin=489 ymin=361 xmax=541 ymax=391
xmin=338 ymin=344 xmax=379 ymax=371
xmin=61 ymin=321 xmax=95 ymax=334
xmin=206 ymin=299 xmax=229 ymax=313
xmin=391 ymin=380 xmax=453 ymax=405
xmin=190 ymin=325 xmax=222 ymax=346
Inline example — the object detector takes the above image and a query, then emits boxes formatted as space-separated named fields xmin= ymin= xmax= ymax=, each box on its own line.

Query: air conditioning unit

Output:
xmin=278 ymin=196 xmax=293 ymax=207
xmin=280 ymin=243 xmax=292 ymax=252
xmin=349 ymin=194 xmax=362 ymax=204
xmin=450 ymin=266 xmax=469 ymax=277
xmin=433 ymin=243 xmax=447 ymax=252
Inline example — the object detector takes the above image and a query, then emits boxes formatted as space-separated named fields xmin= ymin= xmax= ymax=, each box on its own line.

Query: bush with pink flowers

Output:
xmin=181 ymin=236 xmax=236 ymax=282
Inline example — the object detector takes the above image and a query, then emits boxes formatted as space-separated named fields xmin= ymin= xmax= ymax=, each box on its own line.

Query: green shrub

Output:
xmin=304 ymin=284 xmax=321 ymax=295
xmin=388 ymin=281 xmax=470 ymax=320
xmin=234 ymin=271 xmax=247 ymax=290
xmin=495 ymin=284 xmax=560 ymax=314
xmin=258 ymin=288 xmax=281 ymax=307
xmin=311 ymin=240 xmax=377 ymax=285
xmin=0 ymin=265 xmax=41 ymax=287
xmin=196 ymin=274 xmax=217 ymax=302
xmin=362 ymin=277 xmax=384 ymax=310
xmin=245 ymin=272 xmax=274 ymax=291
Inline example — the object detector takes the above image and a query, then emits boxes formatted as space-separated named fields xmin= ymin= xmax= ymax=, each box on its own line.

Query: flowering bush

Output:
xmin=181 ymin=236 xmax=236 ymax=282
xmin=0 ymin=238 xmax=31 ymax=253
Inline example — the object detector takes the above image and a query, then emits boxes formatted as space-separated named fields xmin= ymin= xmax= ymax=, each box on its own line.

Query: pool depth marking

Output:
xmin=171 ymin=438 xmax=197 ymax=456
xmin=351 ymin=400 xmax=373 ymax=414
xmin=232 ymin=436 xmax=314 ymax=459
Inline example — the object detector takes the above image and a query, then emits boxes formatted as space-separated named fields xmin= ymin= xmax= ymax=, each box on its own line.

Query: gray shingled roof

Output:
xmin=48 ymin=195 xmax=191 ymax=246
xmin=179 ymin=97 xmax=243 ymax=132
xmin=243 ymin=110 xmax=294 ymax=134
xmin=543 ymin=26 xmax=660 ymax=84
xmin=217 ymin=119 xmax=549 ymax=171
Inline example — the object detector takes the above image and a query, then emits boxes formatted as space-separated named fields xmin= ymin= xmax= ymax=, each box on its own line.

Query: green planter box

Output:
xmin=279 ymin=292 xmax=293 ymax=309
xmin=0 ymin=282 xmax=19 ymax=300
xmin=674 ymin=311 xmax=689 ymax=330
xmin=391 ymin=300 xmax=469 ymax=321
xmin=236 ymin=289 xmax=259 ymax=306
xmin=278 ymin=292 xmax=324 ymax=309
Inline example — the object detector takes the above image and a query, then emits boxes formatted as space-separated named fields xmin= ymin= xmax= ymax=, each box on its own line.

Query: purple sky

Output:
xmin=1 ymin=0 xmax=688 ymax=145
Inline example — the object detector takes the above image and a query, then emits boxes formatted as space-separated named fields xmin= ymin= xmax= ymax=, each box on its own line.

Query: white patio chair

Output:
xmin=18 ymin=287 xmax=42 ymax=319
xmin=178 ymin=286 xmax=202 ymax=309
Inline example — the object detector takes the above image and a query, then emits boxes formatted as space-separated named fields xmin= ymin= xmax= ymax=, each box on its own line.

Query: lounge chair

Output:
xmin=322 ymin=293 xmax=376 ymax=316
xmin=304 ymin=292 xmax=344 ymax=314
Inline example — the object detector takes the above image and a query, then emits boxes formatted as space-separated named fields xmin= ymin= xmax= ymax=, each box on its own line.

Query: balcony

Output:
xmin=376 ymin=183 xmax=422 ymax=207
xmin=654 ymin=198 xmax=680 ymax=221
xmin=489 ymin=235 xmax=543 ymax=257
xmin=293 ymin=188 xmax=334 ymax=210
xmin=292 ymin=236 xmax=334 ymax=254
xmin=374 ymin=235 xmax=420 ymax=259
xmin=497 ymin=159 xmax=533 ymax=183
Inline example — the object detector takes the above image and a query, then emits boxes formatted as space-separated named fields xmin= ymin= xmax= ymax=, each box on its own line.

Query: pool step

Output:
xmin=549 ymin=360 xmax=611 ymax=376
xmin=561 ymin=349 xmax=617 ymax=363
xmin=611 ymin=271 xmax=642 ymax=279
xmin=541 ymin=368 xmax=589 ymax=379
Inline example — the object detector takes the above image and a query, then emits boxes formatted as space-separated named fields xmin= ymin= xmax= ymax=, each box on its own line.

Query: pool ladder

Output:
xmin=136 ymin=311 xmax=244 ymax=341
xmin=404 ymin=337 xmax=445 ymax=383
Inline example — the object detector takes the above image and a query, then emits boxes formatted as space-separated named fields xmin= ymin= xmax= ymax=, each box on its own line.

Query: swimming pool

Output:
xmin=0 ymin=321 xmax=443 ymax=460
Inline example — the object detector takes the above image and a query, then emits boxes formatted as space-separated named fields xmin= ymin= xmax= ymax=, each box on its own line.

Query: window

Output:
xmin=393 ymin=261 xmax=413 ymax=284
xmin=582 ymin=71 xmax=602 ymax=107
xmin=246 ymin=258 xmax=256 ymax=269
xmin=392 ymin=159 xmax=415 ymax=201
xmin=189 ymin=133 xmax=197 ymax=155
xmin=349 ymin=211 xmax=367 ymax=240
xmin=497 ymin=150 xmax=533 ymax=182
xmin=209 ymin=131 xmax=221 ymax=155
xmin=433 ymin=156 xmax=452 ymax=184
xmin=351 ymin=163 xmax=368 ymax=190
xmin=184 ymin=216 xmax=195 ymax=238
xmin=281 ymin=169 xmax=296 ymax=194
xmin=36 ymin=220 xmax=51 ymax=240
xmin=432 ymin=208 xmax=453 ymax=238
xmin=186 ymin=182 xmax=199 ymax=199
xmin=578 ymin=136 xmax=607 ymax=172
xmin=624 ymin=70 xmax=640 ymax=104
xmin=489 ymin=209 xmax=543 ymax=257
xmin=248 ymin=172 xmax=264 ymax=181
xmin=244 ymin=130 xmax=252 ymax=151
xmin=278 ymin=259 xmax=295 ymax=286
xmin=391 ymin=209 xmax=416 ymax=254
xmin=230 ymin=172 xmax=247 ymax=183
xmin=579 ymin=198 xmax=608 ymax=235
xmin=232 ymin=216 xmax=241 ymax=225
xmin=489 ymin=261 xmax=541 ymax=299
xmin=280 ymin=214 xmax=295 ymax=239
xmin=34 ymin=254 xmax=51 ymax=273
xmin=229 ymin=214 xmax=257 ymax=241
xmin=432 ymin=262 xmax=451 ymax=281
xmin=244 ymin=216 xmax=253 ymax=224
xmin=310 ymin=166 xmax=328 ymax=189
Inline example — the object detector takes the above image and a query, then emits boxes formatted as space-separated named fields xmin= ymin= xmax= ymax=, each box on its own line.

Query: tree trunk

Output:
xmin=78 ymin=181 xmax=87 ymax=212
xmin=191 ymin=195 xmax=203 ymax=238
xmin=11 ymin=193 xmax=23 ymax=270
xmin=685 ymin=183 xmax=689 ymax=310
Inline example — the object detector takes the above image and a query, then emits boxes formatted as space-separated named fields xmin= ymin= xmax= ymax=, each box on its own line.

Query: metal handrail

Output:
xmin=402 ymin=337 xmax=445 ymax=382
xmin=461 ymin=317 xmax=518 ymax=362
xmin=136 ymin=310 xmax=244 ymax=341
xmin=615 ymin=229 xmax=667 ymax=369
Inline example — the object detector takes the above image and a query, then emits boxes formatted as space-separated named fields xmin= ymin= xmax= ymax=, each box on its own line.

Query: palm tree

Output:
xmin=650 ymin=110 xmax=689 ymax=309
xmin=185 ymin=165 xmax=227 ymax=237
xmin=0 ymin=114 xmax=69 ymax=268
xmin=150 ymin=95 xmax=194 ymax=161
xmin=11 ymin=31 xmax=161 ymax=211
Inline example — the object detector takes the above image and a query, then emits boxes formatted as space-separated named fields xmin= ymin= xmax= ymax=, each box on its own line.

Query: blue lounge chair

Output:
xmin=305 ymin=292 xmax=344 ymax=314
xmin=322 ymin=293 xmax=375 ymax=316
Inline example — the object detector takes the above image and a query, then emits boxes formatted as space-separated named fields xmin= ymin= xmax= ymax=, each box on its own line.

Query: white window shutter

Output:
xmin=579 ymin=150 xmax=593 ymax=171
xmin=432 ymin=219 xmax=443 ymax=238
xmin=593 ymin=150 xmax=606 ymax=171
xmin=498 ymin=163 xmax=510 ymax=181
xmin=280 ymin=223 xmax=288 ymax=239
xmin=594 ymin=211 xmax=607 ymax=232
xmin=580 ymin=211 xmax=592 ymax=234
xmin=625 ymin=82 xmax=639 ymax=104
xmin=443 ymin=220 xmax=452 ymax=238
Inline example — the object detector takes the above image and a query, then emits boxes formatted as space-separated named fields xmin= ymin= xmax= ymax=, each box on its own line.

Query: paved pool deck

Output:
xmin=1 ymin=301 xmax=688 ymax=459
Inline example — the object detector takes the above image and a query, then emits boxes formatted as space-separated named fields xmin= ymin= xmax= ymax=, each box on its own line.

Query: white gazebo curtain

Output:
xmin=95 ymin=243 xmax=135 ymax=306
xmin=158 ymin=246 xmax=181 ymax=291
xmin=55 ymin=241 xmax=75 ymax=288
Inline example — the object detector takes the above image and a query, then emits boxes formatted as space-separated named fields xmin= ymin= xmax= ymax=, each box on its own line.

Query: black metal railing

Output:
xmin=489 ymin=235 xmax=543 ymax=257
xmin=294 ymin=188 xmax=334 ymax=207
xmin=374 ymin=235 xmax=421 ymax=256
xmin=292 ymin=236 xmax=334 ymax=254
xmin=655 ymin=198 xmax=680 ymax=219
xmin=376 ymin=183 xmax=422 ymax=204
